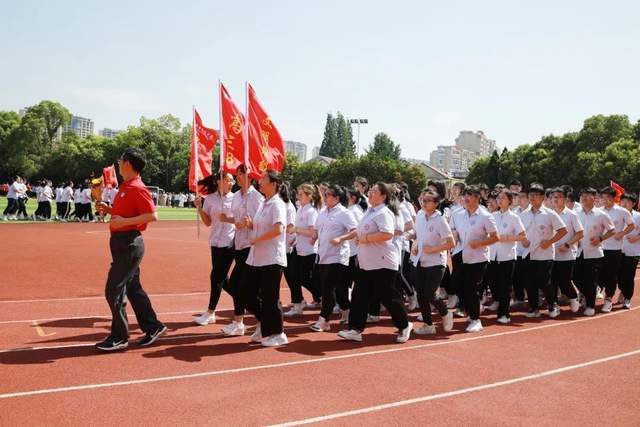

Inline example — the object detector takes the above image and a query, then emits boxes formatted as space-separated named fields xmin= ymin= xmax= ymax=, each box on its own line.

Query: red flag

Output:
xmin=610 ymin=180 xmax=625 ymax=204
xmin=247 ymin=84 xmax=285 ymax=180
xmin=102 ymin=165 xmax=118 ymax=188
xmin=189 ymin=109 xmax=219 ymax=192
xmin=220 ymin=83 xmax=246 ymax=176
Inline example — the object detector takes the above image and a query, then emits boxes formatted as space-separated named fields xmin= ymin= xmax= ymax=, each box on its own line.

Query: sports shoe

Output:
xmin=95 ymin=336 xmax=128 ymax=351
xmin=284 ymin=302 xmax=305 ymax=317
xmin=486 ymin=301 xmax=500 ymax=311
xmin=497 ymin=315 xmax=511 ymax=324
xmin=222 ymin=321 xmax=245 ymax=336
xmin=416 ymin=313 xmax=424 ymax=322
xmin=396 ymin=322 xmax=413 ymax=343
xmin=583 ymin=307 xmax=595 ymax=317
xmin=407 ymin=294 xmax=419 ymax=311
xmin=569 ymin=298 xmax=580 ymax=313
xmin=338 ymin=329 xmax=363 ymax=342
xmin=366 ymin=315 xmax=380 ymax=323
xmin=250 ymin=323 xmax=262 ymax=343
xmin=442 ymin=310 xmax=454 ymax=332
xmin=447 ymin=294 xmax=459 ymax=309
xmin=261 ymin=333 xmax=288 ymax=347
xmin=310 ymin=316 xmax=331 ymax=332
xmin=454 ymin=308 xmax=467 ymax=318
xmin=414 ymin=324 xmax=436 ymax=335
xmin=465 ymin=319 xmax=483 ymax=333
xmin=137 ymin=325 xmax=167 ymax=346
xmin=339 ymin=309 xmax=349 ymax=324
xmin=616 ymin=294 xmax=625 ymax=305
xmin=510 ymin=299 xmax=526 ymax=308
xmin=332 ymin=304 xmax=341 ymax=314
xmin=305 ymin=301 xmax=321 ymax=309
xmin=525 ymin=310 xmax=541 ymax=318
xmin=601 ymin=299 xmax=613 ymax=313
xmin=622 ymin=299 xmax=632 ymax=309
xmin=547 ymin=306 xmax=561 ymax=318
xmin=596 ymin=287 xmax=605 ymax=300
xmin=195 ymin=311 xmax=215 ymax=325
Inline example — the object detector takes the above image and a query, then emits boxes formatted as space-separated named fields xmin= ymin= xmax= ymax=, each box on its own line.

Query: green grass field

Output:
xmin=0 ymin=197 xmax=198 ymax=223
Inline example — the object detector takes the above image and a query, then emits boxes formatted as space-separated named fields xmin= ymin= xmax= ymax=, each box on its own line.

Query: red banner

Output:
xmin=102 ymin=165 xmax=118 ymax=188
xmin=189 ymin=109 xmax=219 ymax=192
xmin=247 ymin=84 xmax=285 ymax=179
xmin=610 ymin=180 xmax=625 ymax=204
xmin=220 ymin=83 xmax=246 ymax=176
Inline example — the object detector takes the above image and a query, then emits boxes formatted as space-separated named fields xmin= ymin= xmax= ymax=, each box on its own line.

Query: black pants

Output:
xmin=414 ymin=265 xmax=448 ymax=326
xmin=82 ymin=203 xmax=94 ymax=221
xmin=293 ymin=254 xmax=320 ymax=303
xmin=483 ymin=261 xmax=498 ymax=300
xmin=43 ymin=202 xmax=51 ymax=219
xmin=241 ymin=264 xmax=284 ymax=337
xmin=395 ymin=251 xmax=415 ymax=297
xmin=319 ymin=263 xmax=349 ymax=320
xmin=3 ymin=198 xmax=17 ymax=215
xmin=349 ymin=268 xmax=409 ymax=332
xmin=599 ymin=250 xmax=622 ymax=298
xmin=462 ymin=262 xmax=488 ymax=321
xmin=16 ymin=198 xmax=27 ymax=217
xmin=494 ymin=260 xmax=515 ymax=318
xmin=513 ymin=256 xmax=526 ymax=301
xmin=522 ymin=257 xmax=554 ymax=310
xmin=105 ymin=231 xmax=163 ymax=341
xmin=344 ymin=255 xmax=358 ymax=289
xmin=618 ymin=255 xmax=638 ymax=300
xmin=228 ymin=248 xmax=250 ymax=316
xmin=208 ymin=246 xmax=235 ymax=311
xmin=450 ymin=252 xmax=465 ymax=308
xmin=55 ymin=202 xmax=64 ymax=217
xmin=283 ymin=249 xmax=299 ymax=304
xmin=573 ymin=254 xmax=601 ymax=309
xmin=551 ymin=260 xmax=578 ymax=300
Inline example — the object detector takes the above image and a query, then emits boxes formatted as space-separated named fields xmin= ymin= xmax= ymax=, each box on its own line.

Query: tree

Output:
xmin=335 ymin=112 xmax=356 ymax=158
xmin=365 ymin=132 xmax=401 ymax=160
xmin=23 ymin=100 xmax=71 ymax=145
xmin=319 ymin=113 xmax=339 ymax=158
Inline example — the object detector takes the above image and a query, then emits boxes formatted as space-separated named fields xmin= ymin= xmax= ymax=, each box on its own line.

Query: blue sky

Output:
xmin=1 ymin=0 xmax=639 ymax=159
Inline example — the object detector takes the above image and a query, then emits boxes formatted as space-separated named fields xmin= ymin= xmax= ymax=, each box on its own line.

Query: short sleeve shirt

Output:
xmin=623 ymin=210 xmax=640 ymax=257
xmin=457 ymin=207 xmax=498 ymax=264
xmin=109 ymin=176 xmax=156 ymax=233
xmin=347 ymin=204 xmax=365 ymax=256
xmin=356 ymin=204 xmax=399 ymax=271
xmin=202 ymin=191 xmax=235 ymax=248
xmin=294 ymin=203 xmax=319 ymax=256
xmin=577 ymin=208 xmax=615 ymax=259
xmin=601 ymin=205 xmax=634 ymax=251
xmin=493 ymin=210 xmax=526 ymax=262
xmin=411 ymin=210 xmax=453 ymax=267
xmin=554 ymin=208 xmax=584 ymax=261
xmin=519 ymin=206 xmax=566 ymax=261
xmin=231 ymin=187 xmax=264 ymax=250
xmin=246 ymin=195 xmax=287 ymax=267
xmin=286 ymin=201 xmax=296 ymax=253
xmin=316 ymin=204 xmax=358 ymax=265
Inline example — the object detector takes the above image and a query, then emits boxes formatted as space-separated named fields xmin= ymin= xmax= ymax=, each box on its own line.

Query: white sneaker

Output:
xmin=222 ymin=321 xmax=245 ymax=336
xmin=547 ymin=306 xmax=561 ymax=318
xmin=414 ymin=324 xmax=436 ymax=335
xmin=416 ymin=313 xmax=424 ymax=322
xmin=569 ymin=298 xmax=580 ymax=313
xmin=195 ymin=312 xmax=215 ymax=325
xmin=305 ymin=301 xmax=321 ymax=309
xmin=622 ymin=299 xmax=632 ymax=309
xmin=465 ymin=319 xmax=483 ymax=333
xmin=284 ymin=302 xmax=305 ymax=317
xmin=396 ymin=322 xmax=413 ymax=343
xmin=310 ymin=316 xmax=331 ymax=332
xmin=442 ymin=310 xmax=454 ymax=332
xmin=250 ymin=323 xmax=262 ymax=343
xmin=601 ymin=299 xmax=613 ymax=313
xmin=447 ymin=294 xmax=459 ymax=309
xmin=486 ymin=301 xmax=500 ymax=311
xmin=583 ymin=307 xmax=595 ymax=317
xmin=525 ymin=310 xmax=541 ymax=318
xmin=454 ymin=308 xmax=467 ymax=318
xmin=596 ymin=287 xmax=605 ymax=300
xmin=332 ymin=304 xmax=341 ymax=315
xmin=366 ymin=315 xmax=380 ymax=323
xmin=497 ymin=315 xmax=511 ymax=324
xmin=407 ymin=294 xmax=419 ymax=311
xmin=261 ymin=332 xmax=288 ymax=347
xmin=338 ymin=329 xmax=362 ymax=342
xmin=339 ymin=309 xmax=349 ymax=324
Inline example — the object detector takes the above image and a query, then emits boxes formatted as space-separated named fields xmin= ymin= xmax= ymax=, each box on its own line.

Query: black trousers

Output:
xmin=228 ymin=248 xmax=250 ymax=316
xmin=414 ymin=265 xmax=448 ymax=326
xmin=599 ymin=250 xmax=622 ymax=298
xmin=293 ymin=253 xmax=320 ymax=303
xmin=208 ymin=246 xmax=235 ymax=311
xmin=319 ymin=263 xmax=349 ymax=320
xmin=450 ymin=252 xmax=465 ymax=308
xmin=105 ymin=231 xmax=163 ymax=341
xmin=462 ymin=262 xmax=488 ymax=321
xmin=522 ymin=257 xmax=554 ymax=310
xmin=395 ymin=251 xmax=415 ymax=297
xmin=349 ymin=268 xmax=409 ymax=332
xmin=551 ymin=260 xmax=578 ymax=300
xmin=241 ymin=264 xmax=284 ymax=337
xmin=483 ymin=261 xmax=498 ymax=299
xmin=283 ymin=249 xmax=299 ymax=304
xmin=573 ymin=254 xmax=601 ymax=309
xmin=3 ymin=198 xmax=17 ymax=215
xmin=618 ymin=255 xmax=638 ymax=300
xmin=55 ymin=202 xmax=64 ymax=217
xmin=16 ymin=198 xmax=27 ymax=217
xmin=513 ymin=256 xmax=527 ymax=301
xmin=494 ymin=260 xmax=515 ymax=318
xmin=82 ymin=203 xmax=94 ymax=221
xmin=344 ymin=255 xmax=358 ymax=288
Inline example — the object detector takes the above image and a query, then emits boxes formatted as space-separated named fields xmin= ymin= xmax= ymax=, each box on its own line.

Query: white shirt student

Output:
xmin=202 ymin=190 xmax=235 ymax=248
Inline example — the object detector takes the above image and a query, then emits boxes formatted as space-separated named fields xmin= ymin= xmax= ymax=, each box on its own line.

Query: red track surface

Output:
xmin=1 ymin=222 xmax=638 ymax=426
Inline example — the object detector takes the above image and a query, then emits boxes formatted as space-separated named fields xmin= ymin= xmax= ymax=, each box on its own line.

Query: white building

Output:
xmin=64 ymin=116 xmax=95 ymax=138
xmin=285 ymin=140 xmax=307 ymax=162
xmin=455 ymin=130 xmax=496 ymax=157
xmin=428 ymin=130 xmax=496 ymax=176
xmin=312 ymin=146 xmax=320 ymax=158
xmin=99 ymin=128 xmax=122 ymax=139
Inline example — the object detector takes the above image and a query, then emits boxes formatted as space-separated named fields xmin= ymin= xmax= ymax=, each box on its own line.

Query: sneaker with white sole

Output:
xmin=222 ymin=321 xmax=245 ymax=336
xmin=596 ymin=287 xmax=605 ymax=300
xmin=569 ymin=298 xmax=580 ymax=313
xmin=338 ymin=329 xmax=363 ymax=342
xmin=547 ymin=306 xmax=561 ymax=318
xmin=366 ymin=315 xmax=380 ymax=323
xmin=305 ymin=301 xmax=321 ymax=309
xmin=195 ymin=311 xmax=215 ymax=325
xmin=407 ymin=294 xmax=419 ymax=311
xmin=261 ymin=332 xmax=288 ymax=347
xmin=250 ymin=323 xmax=262 ymax=343
xmin=442 ymin=310 xmax=454 ymax=332
xmin=622 ymin=299 xmax=631 ymax=309
xmin=497 ymin=315 xmax=511 ymax=324
xmin=396 ymin=322 xmax=413 ymax=343
xmin=525 ymin=310 xmax=541 ymax=318
xmin=310 ymin=316 xmax=331 ymax=332
xmin=284 ymin=302 xmax=305 ymax=317
xmin=447 ymin=294 xmax=459 ymax=309
xmin=414 ymin=324 xmax=436 ymax=335
xmin=95 ymin=336 xmax=128 ymax=351
xmin=339 ymin=309 xmax=349 ymax=324
xmin=583 ymin=307 xmax=595 ymax=317
xmin=486 ymin=301 xmax=500 ymax=311
xmin=454 ymin=308 xmax=467 ymax=318
xmin=332 ymin=304 xmax=341 ymax=314
xmin=465 ymin=319 xmax=483 ymax=333
xmin=137 ymin=325 xmax=168 ymax=347
xmin=601 ymin=299 xmax=613 ymax=313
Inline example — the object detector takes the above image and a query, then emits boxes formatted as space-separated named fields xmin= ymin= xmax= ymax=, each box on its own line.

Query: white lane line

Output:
xmin=269 ymin=348 xmax=640 ymax=427
xmin=0 ymin=309 xmax=207 ymax=325
xmin=0 ymin=307 xmax=637 ymax=398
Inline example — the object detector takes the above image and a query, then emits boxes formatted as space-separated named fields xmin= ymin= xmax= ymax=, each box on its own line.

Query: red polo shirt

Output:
xmin=110 ymin=176 xmax=155 ymax=233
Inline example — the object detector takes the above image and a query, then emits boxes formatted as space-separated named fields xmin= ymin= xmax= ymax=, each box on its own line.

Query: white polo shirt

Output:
xmin=54 ymin=187 xmax=63 ymax=203
xmin=623 ymin=210 xmax=640 ymax=257
xmin=457 ymin=207 xmax=498 ymax=264
xmin=347 ymin=204 xmax=364 ymax=257
xmin=81 ymin=188 xmax=92 ymax=204
xmin=514 ymin=205 xmax=530 ymax=258
xmin=402 ymin=200 xmax=417 ymax=219
xmin=316 ymin=204 xmax=357 ymax=266
xmin=74 ymin=188 xmax=83 ymax=203
xmin=286 ymin=201 xmax=296 ymax=254
xmin=6 ymin=182 xmax=18 ymax=199
xmin=396 ymin=204 xmax=413 ymax=253
xmin=356 ymin=204 xmax=399 ymax=271
xmin=601 ymin=204 xmax=634 ymax=251
xmin=554 ymin=208 xmax=584 ymax=261
xmin=492 ymin=209 xmax=526 ymax=262
xmin=246 ymin=194 xmax=287 ymax=267
xmin=519 ymin=206 xmax=566 ymax=261
xmin=61 ymin=186 xmax=73 ymax=203
xmin=231 ymin=186 xmax=264 ymax=250
xmin=202 ymin=191 xmax=235 ymax=248
xmin=411 ymin=210 xmax=453 ymax=268
xmin=577 ymin=208 xmax=615 ymax=259
xmin=38 ymin=186 xmax=53 ymax=203
xmin=294 ymin=203 xmax=319 ymax=256
xmin=449 ymin=207 xmax=467 ymax=256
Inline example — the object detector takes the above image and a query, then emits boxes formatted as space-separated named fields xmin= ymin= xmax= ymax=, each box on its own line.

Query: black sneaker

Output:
xmin=95 ymin=336 xmax=128 ymax=351
xmin=137 ymin=325 xmax=167 ymax=347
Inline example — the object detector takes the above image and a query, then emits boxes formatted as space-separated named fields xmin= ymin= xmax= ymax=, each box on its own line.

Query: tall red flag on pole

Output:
xmin=246 ymin=83 xmax=285 ymax=180
xmin=610 ymin=180 xmax=625 ymax=204
xmin=188 ymin=108 xmax=218 ymax=193
xmin=220 ymin=82 xmax=246 ymax=176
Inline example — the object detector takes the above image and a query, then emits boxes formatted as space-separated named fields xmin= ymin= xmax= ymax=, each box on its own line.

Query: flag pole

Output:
xmin=193 ymin=104 xmax=200 ymax=239
xmin=244 ymin=81 xmax=250 ymax=201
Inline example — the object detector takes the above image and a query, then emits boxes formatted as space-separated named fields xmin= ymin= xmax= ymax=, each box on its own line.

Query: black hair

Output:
xmin=197 ymin=171 xmax=232 ymax=195
xmin=550 ymin=187 xmax=567 ymax=197
xmin=510 ymin=179 xmax=522 ymax=187
xmin=326 ymin=184 xmax=348 ymax=207
xmin=494 ymin=183 xmax=506 ymax=191
xmin=373 ymin=182 xmax=398 ymax=215
xmin=297 ymin=183 xmax=323 ymax=210
xmin=579 ymin=187 xmax=598 ymax=196
xmin=420 ymin=189 xmax=441 ymax=204
xmin=621 ymin=192 xmax=638 ymax=205
xmin=279 ymin=181 xmax=291 ymax=204
xmin=347 ymin=187 xmax=368 ymax=212
xmin=599 ymin=186 xmax=617 ymax=198
xmin=545 ymin=188 xmax=553 ymax=198
xmin=478 ymin=183 xmax=489 ymax=191
xmin=488 ymin=190 xmax=499 ymax=200
xmin=236 ymin=164 xmax=246 ymax=174
xmin=121 ymin=148 xmax=147 ymax=173
xmin=263 ymin=170 xmax=286 ymax=199
xmin=354 ymin=177 xmax=369 ymax=193
xmin=528 ymin=182 xmax=545 ymax=195
xmin=464 ymin=185 xmax=482 ymax=197
xmin=452 ymin=181 xmax=466 ymax=191
xmin=499 ymin=188 xmax=515 ymax=203
xmin=560 ymin=185 xmax=574 ymax=200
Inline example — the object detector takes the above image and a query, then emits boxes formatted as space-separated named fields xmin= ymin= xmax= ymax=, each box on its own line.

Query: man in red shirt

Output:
xmin=95 ymin=148 xmax=166 ymax=351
